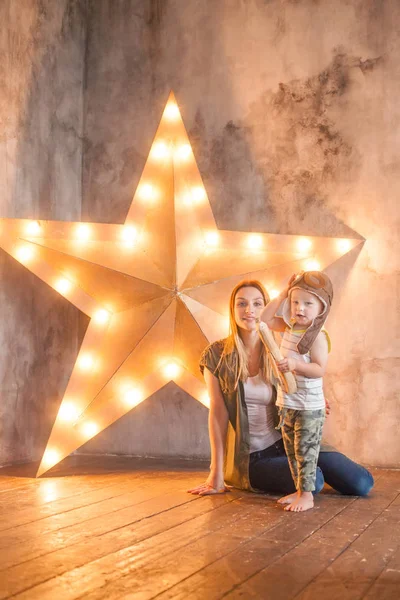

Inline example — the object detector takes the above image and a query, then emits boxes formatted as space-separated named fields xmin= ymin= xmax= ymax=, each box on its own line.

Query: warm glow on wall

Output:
xmin=58 ymin=402 xmax=80 ymax=422
xmin=337 ymin=239 xmax=351 ymax=253
xmin=176 ymin=143 xmax=192 ymax=160
xmin=192 ymin=186 xmax=206 ymax=203
xmin=201 ymin=391 xmax=210 ymax=408
xmin=151 ymin=141 xmax=170 ymax=160
xmin=163 ymin=362 xmax=181 ymax=379
xmin=139 ymin=183 xmax=156 ymax=202
xmin=42 ymin=449 xmax=60 ymax=468
xmin=120 ymin=225 xmax=137 ymax=246
xmin=123 ymin=387 xmax=143 ymax=408
xmin=204 ymin=231 xmax=219 ymax=247
xmin=75 ymin=224 xmax=91 ymax=240
xmin=247 ymin=234 xmax=263 ymax=250
xmin=54 ymin=277 xmax=72 ymax=294
xmin=93 ymin=309 xmax=111 ymax=325
xmin=16 ymin=245 xmax=35 ymax=263
xmin=269 ymin=289 xmax=280 ymax=300
xmin=297 ymin=237 xmax=312 ymax=252
xmin=164 ymin=102 xmax=180 ymax=120
xmin=305 ymin=259 xmax=321 ymax=271
xmin=26 ymin=221 xmax=42 ymax=236
xmin=78 ymin=353 xmax=95 ymax=371
xmin=81 ymin=421 xmax=99 ymax=438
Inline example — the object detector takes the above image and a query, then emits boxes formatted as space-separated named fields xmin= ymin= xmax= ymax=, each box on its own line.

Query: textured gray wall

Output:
xmin=1 ymin=0 xmax=399 ymax=467
xmin=0 ymin=0 xmax=86 ymax=465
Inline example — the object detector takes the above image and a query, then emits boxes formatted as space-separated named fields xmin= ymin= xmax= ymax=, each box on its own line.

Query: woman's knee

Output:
xmin=346 ymin=471 xmax=374 ymax=496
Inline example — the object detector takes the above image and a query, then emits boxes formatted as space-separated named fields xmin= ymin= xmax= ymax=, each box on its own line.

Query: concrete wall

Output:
xmin=0 ymin=0 xmax=86 ymax=466
xmin=1 ymin=0 xmax=399 ymax=467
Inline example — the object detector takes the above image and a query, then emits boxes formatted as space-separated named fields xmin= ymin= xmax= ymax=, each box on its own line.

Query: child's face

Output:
xmin=234 ymin=286 xmax=266 ymax=332
xmin=290 ymin=288 xmax=324 ymax=328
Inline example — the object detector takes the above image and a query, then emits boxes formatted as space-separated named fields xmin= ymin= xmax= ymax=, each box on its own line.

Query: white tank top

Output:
xmin=243 ymin=373 xmax=282 ymax=453
xmin=276 ymin=328 xmax=327 ymax=410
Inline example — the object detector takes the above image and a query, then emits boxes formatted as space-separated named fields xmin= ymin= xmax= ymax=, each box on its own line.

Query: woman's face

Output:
xmin=234 ymin=286 xmax=266 ymax=332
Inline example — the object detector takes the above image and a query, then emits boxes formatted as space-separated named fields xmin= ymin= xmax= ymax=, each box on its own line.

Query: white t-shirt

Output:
xmin=243 ymin=373 xmax=281 ymax=453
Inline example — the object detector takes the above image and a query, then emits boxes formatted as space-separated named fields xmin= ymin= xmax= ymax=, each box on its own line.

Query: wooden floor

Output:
xmin=0 ymin=456 xmax=399 ymax=600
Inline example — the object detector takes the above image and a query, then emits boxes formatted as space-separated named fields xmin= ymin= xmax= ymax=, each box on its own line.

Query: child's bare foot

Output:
xmin=277 ymin=492 xmax=298 ymax=505
xmin=284 ymin=491 xmax=314 ymax=512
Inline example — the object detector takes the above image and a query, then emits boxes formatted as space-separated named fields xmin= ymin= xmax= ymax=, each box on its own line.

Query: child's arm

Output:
xmin=277 ymin=331 xmax=329 ymax=378
xmin=261 ymin=276 xmax=295 ymax=332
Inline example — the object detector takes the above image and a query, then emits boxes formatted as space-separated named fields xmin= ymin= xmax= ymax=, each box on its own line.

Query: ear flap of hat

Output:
xmin=296 ymin=313 xmax=328 ymax=355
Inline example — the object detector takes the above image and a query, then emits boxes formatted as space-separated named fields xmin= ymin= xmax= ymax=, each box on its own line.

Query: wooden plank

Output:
xmin=293 ymin=487 xmax=400 ymax=600
xmin=0 ymin=471 xmax=132 ymax=512
xmin=222 ymin=470 xmax=399 ymax=600
xmin=0 ymin=469 xmax=186 ymax=531
xmin=97 ymin=495 xmax=356 ymax=600
xmin=0 ymin=471 xmax=199 ymax=556
xmin=7 ymin=494 xmax=355 ymax=600
xmin=362 ymin=544 xmax=400 ymax=600
xmin=0 ymin=462 xmax=395 ymax=600
xmin=0 ymin=493 xmax=244 ymax=598
xmin=0 ymin=483 xmax=207 ymax=573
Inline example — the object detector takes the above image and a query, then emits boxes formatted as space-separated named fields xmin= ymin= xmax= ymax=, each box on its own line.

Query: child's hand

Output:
xmin=281 ymin=273 xmax=298 ymax=298
xmin=277 ymin=357 xmax=297 ymax=373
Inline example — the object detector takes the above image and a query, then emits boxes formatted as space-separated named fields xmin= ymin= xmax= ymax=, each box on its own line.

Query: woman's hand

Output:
xmin=187 ymin=472 xmax=229 ymax=495
xmin=325 ymin=397 xmax=331 ymax=416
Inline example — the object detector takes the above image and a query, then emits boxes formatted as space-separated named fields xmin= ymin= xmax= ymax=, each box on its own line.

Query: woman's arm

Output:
xmin=188 ymin=368 xmax=230 ymax=495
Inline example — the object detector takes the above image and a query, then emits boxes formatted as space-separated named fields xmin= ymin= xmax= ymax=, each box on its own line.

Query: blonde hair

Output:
xmin=219 ymin=280 xmax=274 ymax=389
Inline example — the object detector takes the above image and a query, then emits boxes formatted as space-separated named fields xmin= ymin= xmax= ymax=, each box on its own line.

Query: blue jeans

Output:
xmin=249 ymin=438 xmax=374 ymax=496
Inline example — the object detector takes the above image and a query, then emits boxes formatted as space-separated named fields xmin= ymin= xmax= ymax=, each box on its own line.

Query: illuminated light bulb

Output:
xmin=247 ymin=234 xmax=263 ymax=250
xmin=42 ymin=449 xmax=60 ymax=467
xmin=54 ymin=278 xmax=72 ymax=294
xmin=25 ymin=221 xmax=41 ymax=236
xmin=78 ymin=353 xmax=95 ymax=371
xmin=123 ymin=387 xmax=143 ymax=408
xmin=204 ymin=231 xmax=219 ymax=247
xmin=182 ymin=192 xmax=193 ymax=206
xmin=297 ymin=237 xmax=313 ymax=252
xmin=164 ymin=102 xmax=180 ymax=120
xmin=58 ymin=401 xmax=79 ymax=422
xmin=163 ymin=362 xmax=181 ymax=379
xmin=151 ymin=141 xmax=169 ymax=160
xmin=176 ymin=143 xmax=192 ymax=160
xmin=305 ymin=259 xmax=321 ymax=271
xmin=81 ymin=421 xmax=99 ymax=437
xmin=121 ymin=225 xmax=137 ymax=242
xmin=201 ymin=391 xmax=210 ymax=408
xmin=269 ymin=289 xmax=280 ymax=300
xmin=337 ymin=239 xmax=351 ymax=253
xmin=139 ymin=183 xmax=155 ymax=201
xmin=192 ymin=186 xmax=206 ymax=203
xmin=93 ymin=309 xmax=111 ymax=325
xmin=16 ymin=245 xmax=35 ymax=263
xmin=75 ymin=224 xmax=91 ymax=240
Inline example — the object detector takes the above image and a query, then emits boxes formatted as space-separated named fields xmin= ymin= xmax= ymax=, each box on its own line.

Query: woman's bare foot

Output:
xmin=277 ymin=492 xmax=298 ymax=505
xmin=284 ymin=491 xmax=314 ymax=512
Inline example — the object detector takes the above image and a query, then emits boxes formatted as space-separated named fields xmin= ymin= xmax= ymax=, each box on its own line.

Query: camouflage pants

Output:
xmin=279 ymin=408 xmax=325 ymax=492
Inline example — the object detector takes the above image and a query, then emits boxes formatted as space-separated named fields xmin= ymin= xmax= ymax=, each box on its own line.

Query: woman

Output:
xmin=188 ymin=280 xmax=374 ymax=497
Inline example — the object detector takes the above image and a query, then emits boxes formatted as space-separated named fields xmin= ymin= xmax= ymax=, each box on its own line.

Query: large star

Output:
xmin=0 ymin=92 xmax=361 ymax=476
